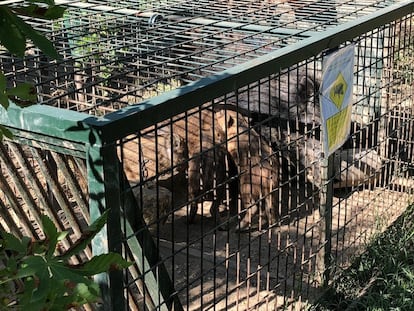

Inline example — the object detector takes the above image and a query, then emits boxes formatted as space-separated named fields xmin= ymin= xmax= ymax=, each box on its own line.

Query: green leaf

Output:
xmin=18 ymin=276 xmax=37 ymax=307
xmin=13 ymin=5 xmax=66 ymax=20
xmin=23 ymin=255 xmax=46 ymax=269
xmin=72 ymin=253 xmax=132 ymax=276
xmin=8 ymin=11 xmax=60 ymax=60
xmin=0 ymin=71 xmax=6 ymax=91
xmin=24 ymin=300 xmax=47 ymax=311
xmin=30 ymin=260 xmax=52 ymax=303
xmin=57 ymin=231 xmax=68 ymax=242
xmin=48 ymin=259 xmax=90 ymax=285
xmin=0 ymin=72 xmax=10 ymax=109
xmin=30 ymin=240 xmax=48 ymax=255
xmin=6 ymin=83 xmax=37 ymax=107
xmin=60 ymin=210 xmax=110 ymax=260
xmin=21 ymin=236 xmax=32 ymax=251
xmin=41 ymin=215 xmax=58 ymax=241
xmin=14 ymin=265 xmax=38 ymax=280
xmin=7 ymin=83 xmax=36 ymax=100
xmin=88 ymin=209 xmax=111 ymax=234
xmin=21 ymin=255 xmax=90 ymax=294
xmin=0 ymin=93 xmax=9 ymax=109
xmin=1 ymin=231 xmax=30 ymax=254
xmin=74 ymin=282 xmax=100 ymax=304
xmin=0 ymin=8 xmax=26 ymax=57
xmin=0 ymin=125 xmax=13 ymax=140
xmin=44 ymin=6 xmax=66 ymax=19
xmin=40 ymin=215 xmax=60 ymax=258
xmin=0 ymin=92 xmax=9 ymax=109
xmin=19 ymin=256 xmax=47 ymax=279
xmin=0 ymin=255 xmax=16 ymax=278
xmin=22 ymin=23 xmax=60 ymax=60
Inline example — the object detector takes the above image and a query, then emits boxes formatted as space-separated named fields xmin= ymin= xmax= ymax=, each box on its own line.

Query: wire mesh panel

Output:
xmin=0 ymin=140 xmax=90 ymax=261
xmin=321 ymin=18 xmax=414 ymax=287
xmin=0 ymin=0 xmax=413 ymax=310
xmin=1 ymin=0 xmax=401 ymax=113
xmin=115 ymin=10 xmax=412 ymax=309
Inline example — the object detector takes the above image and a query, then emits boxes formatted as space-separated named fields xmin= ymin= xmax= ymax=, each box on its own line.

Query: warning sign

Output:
xmin=320 ymin=45 xmax=355 ymax=157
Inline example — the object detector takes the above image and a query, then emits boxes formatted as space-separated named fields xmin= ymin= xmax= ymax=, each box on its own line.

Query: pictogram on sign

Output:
xmin=329 ymin=72 xmax=347 ymax=110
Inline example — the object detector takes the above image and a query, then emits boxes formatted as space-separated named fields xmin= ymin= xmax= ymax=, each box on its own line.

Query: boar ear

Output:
xmin=227 ymin=114 xmax=235 ymax=128
xmin=298 ymin=74 xmax=320 ymax=99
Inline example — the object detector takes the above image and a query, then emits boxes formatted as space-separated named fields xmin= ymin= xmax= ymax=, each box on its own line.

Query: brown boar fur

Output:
xmin=120 ymin=110 xmax=227 ymax=227
xmin=120 ymin=128 xmax=187 ymax=228
xmin=120 ymin=127 xmax=187 ymax=184
xmin=216 ymin=109 xmax=279 ymax=231
xmin=172 ymin=107 xmax=228 ymax=225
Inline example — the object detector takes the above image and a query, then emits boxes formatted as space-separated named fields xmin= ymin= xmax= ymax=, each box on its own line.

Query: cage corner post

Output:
xmin=86 ymin=132 xmax=125 ymax=311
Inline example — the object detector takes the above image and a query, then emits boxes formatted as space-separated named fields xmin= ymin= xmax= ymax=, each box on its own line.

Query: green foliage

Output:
xmin=0 ymin=72 xmax=37 ymax=109
xmin=65 ymin=12 xmax=127 ymax=85
xmin=0 ymin=0 xmax=65 ymax=137
xmin=0 ymin=211 xmax=132 ymax=310
xmin=0 ymin=1 xmax=64 ymax=59
xmin=311 ymin=204 xmax=414 ymax=310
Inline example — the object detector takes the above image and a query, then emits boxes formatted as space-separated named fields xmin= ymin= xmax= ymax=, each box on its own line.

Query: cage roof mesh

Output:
xmin=1 ymin=0 xmax=400 ymax=115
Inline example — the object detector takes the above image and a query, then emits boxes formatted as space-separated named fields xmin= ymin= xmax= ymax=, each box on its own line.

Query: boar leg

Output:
xmin=188 ymin=157 xmax=201 ymax=223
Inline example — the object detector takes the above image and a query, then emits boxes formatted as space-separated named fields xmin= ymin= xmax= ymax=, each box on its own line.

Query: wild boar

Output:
xmin=120 ymin=127 xmax=187 ymax=184
xmin=219 ymin=66 xmax=322 ymax=187
xmin=172 ymin=107 xmax=228 ymax=226
xmin=216 ymin=109 xmax=279 ymax=231
xmin=120 ymin=127 xmax=187 ymax=229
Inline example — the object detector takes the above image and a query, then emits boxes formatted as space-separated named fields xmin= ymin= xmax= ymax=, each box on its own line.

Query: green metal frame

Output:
xmin=0 ymin=0 xmax=412 ymax=308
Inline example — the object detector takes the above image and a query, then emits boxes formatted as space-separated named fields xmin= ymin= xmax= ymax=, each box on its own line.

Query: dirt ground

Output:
xmin=149 ymin=175 xmax=413 ymax=310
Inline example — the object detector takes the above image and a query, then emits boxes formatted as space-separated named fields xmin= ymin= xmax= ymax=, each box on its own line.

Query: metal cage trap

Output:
xmin=2 ymin=0 xmax=401 ymax=114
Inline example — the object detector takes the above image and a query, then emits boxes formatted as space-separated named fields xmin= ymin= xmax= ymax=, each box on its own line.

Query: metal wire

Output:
xmin=1 ymin=0 xmax=399 ymax=115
